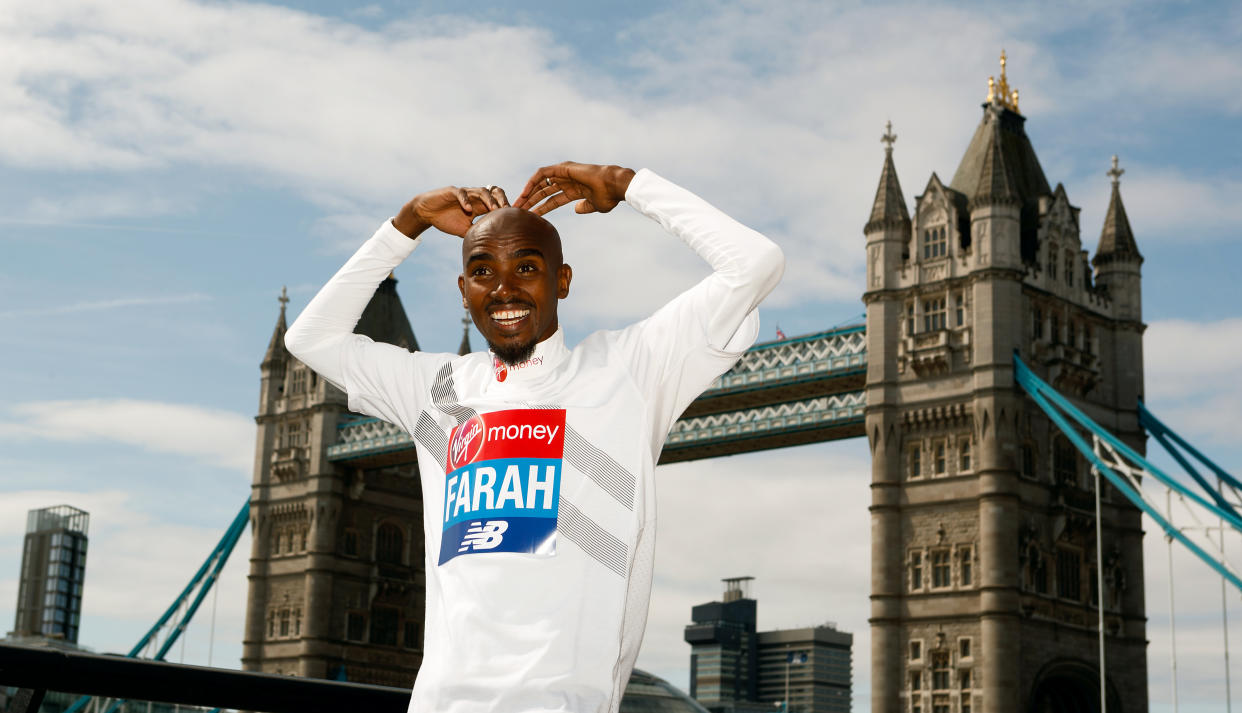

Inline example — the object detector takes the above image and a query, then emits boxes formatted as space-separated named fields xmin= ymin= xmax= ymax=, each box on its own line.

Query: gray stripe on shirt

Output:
xmin=563 ymin=426 xmax=636 ymax=510
xmin=558 ymin=497 xmax=628 ymax=578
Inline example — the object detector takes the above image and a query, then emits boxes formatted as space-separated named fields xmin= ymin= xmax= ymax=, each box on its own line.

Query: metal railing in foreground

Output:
xmin=0 ymin=643 xmax=408 ymax=713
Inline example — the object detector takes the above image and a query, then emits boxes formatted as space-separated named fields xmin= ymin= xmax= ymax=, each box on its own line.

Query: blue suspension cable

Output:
xmin=1014 ymin=354 xmax=1242 ymax=592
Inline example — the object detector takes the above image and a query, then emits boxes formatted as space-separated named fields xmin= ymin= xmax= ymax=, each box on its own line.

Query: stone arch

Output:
xmin=1026 ymin=658 xmax=1121 ymax=713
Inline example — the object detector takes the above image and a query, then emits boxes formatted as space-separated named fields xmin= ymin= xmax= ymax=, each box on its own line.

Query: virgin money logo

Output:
xmin=448 ymin=413 xmax=486 ymax=470
xmin=493 ymin=356 xmax=508 ymax=382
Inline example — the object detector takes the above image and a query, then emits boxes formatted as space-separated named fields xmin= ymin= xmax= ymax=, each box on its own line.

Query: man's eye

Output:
xmin=472 ymin=266 xmax=492 ymax=277
xmin=517 ymin=263 xmax=537 ymax=273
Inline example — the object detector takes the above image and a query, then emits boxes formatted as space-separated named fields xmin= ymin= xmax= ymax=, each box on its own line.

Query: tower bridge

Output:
xmin=244 ymin=53 xmax=1151 ymax=713
xmin=326 ymin=324 xmax=868 ymax=467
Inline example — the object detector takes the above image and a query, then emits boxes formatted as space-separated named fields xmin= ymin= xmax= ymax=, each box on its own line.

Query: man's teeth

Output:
xmin=492 ymin=309 xmax=530 ymax=324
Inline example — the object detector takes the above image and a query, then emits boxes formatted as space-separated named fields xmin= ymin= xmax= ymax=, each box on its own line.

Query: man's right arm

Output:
xmin=283 ymin=219 xmax=423 ymax=394
xmin=284 ymin=185 xmax=507 ymax=423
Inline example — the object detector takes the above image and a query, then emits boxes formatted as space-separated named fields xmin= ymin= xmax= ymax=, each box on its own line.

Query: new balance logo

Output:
xmin=457 ymin=520 xmax=509 ymax=552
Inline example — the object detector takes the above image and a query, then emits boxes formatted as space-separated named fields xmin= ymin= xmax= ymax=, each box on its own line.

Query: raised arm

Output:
xmin=284 ymin=185 xmax=509 ymax=393
xmin=516 ymin=161 xmax=784 ymax=349
xmin=515 ymin=161 xmax=784 ymax=446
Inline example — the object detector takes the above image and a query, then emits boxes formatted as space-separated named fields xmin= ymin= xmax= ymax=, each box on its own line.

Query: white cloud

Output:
xmin=4 ymin=0 xmax=1239 ymax=329
xmin=1145 ymin=318 xmax=1242 ymax=446
xmin=0 ymin=398 xmax=254 ymax=473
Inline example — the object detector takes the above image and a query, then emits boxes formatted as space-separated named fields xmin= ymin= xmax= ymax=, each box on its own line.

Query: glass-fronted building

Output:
xmin=12 ymin=505 xmax=89 ymax=643
xmin=685 ymin=578 xmax=852 ymax=713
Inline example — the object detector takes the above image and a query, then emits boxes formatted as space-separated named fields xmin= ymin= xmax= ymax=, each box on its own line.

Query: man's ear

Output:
xmin=458 ymin=274 xmax=467 ymax=306
xmin=558 ymin=264 xmax=572 ymax=299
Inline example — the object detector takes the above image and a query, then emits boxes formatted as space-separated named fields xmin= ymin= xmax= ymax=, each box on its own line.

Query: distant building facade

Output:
xmin=686 ymin=578 xmax=852 ymax=713
xmin=756 ymin=628 xmax=852 ymax=713
xmin=863 ymin=54 xmax=1147 ymax=712
xmin=10 ymin=505 xmax=89 ymax=644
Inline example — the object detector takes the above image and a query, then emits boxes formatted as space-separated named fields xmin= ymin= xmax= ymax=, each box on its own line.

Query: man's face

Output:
xmin=458 ymin=208 xmax=571 ymax=366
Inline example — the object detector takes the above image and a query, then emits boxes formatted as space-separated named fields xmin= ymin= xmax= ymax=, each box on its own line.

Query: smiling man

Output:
xmin=285 ymin=161 xmax=783 ymax=713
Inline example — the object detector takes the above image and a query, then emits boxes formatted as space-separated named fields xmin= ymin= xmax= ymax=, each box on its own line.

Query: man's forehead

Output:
xmin=462 ymin=208 xmax=561 ymax=261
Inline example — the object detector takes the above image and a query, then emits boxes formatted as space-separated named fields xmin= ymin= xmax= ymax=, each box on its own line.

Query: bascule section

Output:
xmin=864 ymin=54 xmax=1147 ymax=713
xmin=244 ymin=279 xmax=426 ymax=687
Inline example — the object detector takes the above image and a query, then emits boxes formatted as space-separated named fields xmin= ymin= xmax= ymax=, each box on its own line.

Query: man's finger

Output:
xmin=521 ymin=181 xmax=565 ymax=208
xmin=575 ymin=199 xmax=597 ymax=215
xmin=530 ymin=192 xmax=574 ymax=217
xmin=515 ymin=169 xmax=554 ymax=208
xmin=472 ymin=186 xmax=500 ymax=212
xmin=516 ymin=162 xmax=580 ymax=207
xmin=454 ymin=187 xmax=473 ymax=213
xmin=490 ymin=186 xmax=511 ymax=208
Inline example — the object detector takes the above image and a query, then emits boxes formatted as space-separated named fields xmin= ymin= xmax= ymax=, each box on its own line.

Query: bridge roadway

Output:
xmin=325 ymin=324 xmax=866 ymax=468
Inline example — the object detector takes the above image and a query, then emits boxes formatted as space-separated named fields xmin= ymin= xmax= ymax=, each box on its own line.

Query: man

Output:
xmin=285 ymin=161 xmax=783 ymax=713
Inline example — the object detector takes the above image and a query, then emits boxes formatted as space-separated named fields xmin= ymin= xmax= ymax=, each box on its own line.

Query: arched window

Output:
xmin=922 ymin=225 xmax=947 ymax=259
xmin=376 ymin=524 xmax=403 ymax=565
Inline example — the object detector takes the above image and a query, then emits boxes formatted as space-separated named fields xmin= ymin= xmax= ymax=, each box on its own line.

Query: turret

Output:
xmin=864 ymin=121 xmax=911 ymax=294
xmin=1093 ymin=155 xmax=1143 ymax=324
xmin=259 ymin=286 xmax=291 ymax=414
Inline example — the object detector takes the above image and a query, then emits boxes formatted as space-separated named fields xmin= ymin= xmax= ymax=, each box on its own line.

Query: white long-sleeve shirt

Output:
xmin=285 ymin=169 xmax=783 ymax=713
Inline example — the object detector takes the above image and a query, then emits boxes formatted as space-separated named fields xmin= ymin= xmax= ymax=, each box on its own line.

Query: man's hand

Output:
xmin=392 ymin=185 xmax=509 ymax=238
xmin=513 ymin=162 xmax=636 ymax=216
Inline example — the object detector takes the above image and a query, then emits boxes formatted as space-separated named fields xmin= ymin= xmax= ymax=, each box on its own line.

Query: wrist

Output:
xmin=392 ymin=203 xmax=431 ymax=239
xmin=610 ymin=166 xmax=636 ymax=201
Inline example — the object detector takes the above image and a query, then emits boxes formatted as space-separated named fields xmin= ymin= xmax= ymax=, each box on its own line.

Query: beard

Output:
xmin=489 ymin=337 xmax=538 ymax=367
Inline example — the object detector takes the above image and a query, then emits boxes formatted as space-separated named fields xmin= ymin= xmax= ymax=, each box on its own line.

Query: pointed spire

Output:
xmin=457 ymin=314 xmax=473 ymax=356
xmin=354 ymin=273 xmax=420 ymax=352
xmin=969 ymin=118 xmax=1020 ymax=207
xmin=263 ymin=286 xmax=290 ymax=366
xmin=866 ymin=121 xmax=910 ymax=232
xmin=1094 ymin=155 xmax=1142 ymax=264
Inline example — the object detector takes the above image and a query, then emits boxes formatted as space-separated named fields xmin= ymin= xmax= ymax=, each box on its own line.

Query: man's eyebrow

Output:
xmin=512 ymin=248 xmax=544 ymax=259
xmin=466 ymin=251 xmax=497 ymax=264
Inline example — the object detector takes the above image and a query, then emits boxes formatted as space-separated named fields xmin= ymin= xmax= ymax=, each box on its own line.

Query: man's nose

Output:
xmin=491 ymin=272 xmax=519 ymax=300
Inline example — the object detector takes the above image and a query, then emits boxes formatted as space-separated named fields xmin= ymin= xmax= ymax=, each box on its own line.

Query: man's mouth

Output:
xmin=490 ymin=307 xmax=531 ymax=327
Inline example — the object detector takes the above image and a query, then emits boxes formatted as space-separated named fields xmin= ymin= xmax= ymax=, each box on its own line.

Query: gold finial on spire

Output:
xmin=279 ymin=285 xmax=289 ymax=311
xmin=985 ymin=49 xmax=1021 ymax=114
xmin=881 ymin=120 xmax=897 ymax=153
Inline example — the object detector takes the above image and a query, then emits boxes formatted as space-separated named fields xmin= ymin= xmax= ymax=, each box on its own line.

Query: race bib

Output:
xmin=439 ymin=409 xmax=566 ymax=566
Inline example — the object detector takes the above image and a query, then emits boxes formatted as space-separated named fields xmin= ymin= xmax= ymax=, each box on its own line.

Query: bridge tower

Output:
xmin=864 ymin=54 xmax=1147 ymax=713
xmin=243 ymin=278 xmax=427 ymax=687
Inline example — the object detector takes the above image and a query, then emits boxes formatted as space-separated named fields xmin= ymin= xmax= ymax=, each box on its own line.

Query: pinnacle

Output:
xmin=866 ymin=122 xmax=910 ymax=232
xmin=1095 ymin=163 xmax=1141 ymax=264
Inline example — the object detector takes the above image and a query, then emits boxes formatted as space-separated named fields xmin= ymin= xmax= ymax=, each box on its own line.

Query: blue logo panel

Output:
xmin=438 ymin=516 xmax=557 ymax=565
xmin=439 ymin=457 xmax=561 ymax=566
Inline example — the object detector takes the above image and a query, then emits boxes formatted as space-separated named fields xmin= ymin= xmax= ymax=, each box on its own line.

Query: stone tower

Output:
xmin=243 ymin=276 xmax=428 ymax=687
xmin=864 ymin=55 xmax=1147 ymax=713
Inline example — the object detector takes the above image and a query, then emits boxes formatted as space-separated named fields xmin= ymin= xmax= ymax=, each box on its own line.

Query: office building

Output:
xmin=11 ymin=505 xmax=89 ymax=644
xmin=686 ymin=578 xmax=852 ymax=713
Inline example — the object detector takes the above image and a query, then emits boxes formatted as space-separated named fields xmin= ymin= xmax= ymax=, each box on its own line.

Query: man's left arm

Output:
xmin=517 ymin=163 xmax=785 ymax=443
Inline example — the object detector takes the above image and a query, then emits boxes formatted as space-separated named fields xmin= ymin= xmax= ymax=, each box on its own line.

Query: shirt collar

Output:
xmin=488 ymin=328 xmax=569 ymax=384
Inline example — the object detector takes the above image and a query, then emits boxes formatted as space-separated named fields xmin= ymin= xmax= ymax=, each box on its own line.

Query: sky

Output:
xmin=1 ymin=0 xmax=1241 ymax=710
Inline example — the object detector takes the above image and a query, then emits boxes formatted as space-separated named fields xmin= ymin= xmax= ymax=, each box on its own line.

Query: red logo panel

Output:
xmin=447 ymin=409 xmax=566 ymax=471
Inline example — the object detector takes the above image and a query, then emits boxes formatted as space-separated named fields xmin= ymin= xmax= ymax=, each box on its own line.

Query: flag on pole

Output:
xmin=776 ymin=325 xmax=787 ymax=340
